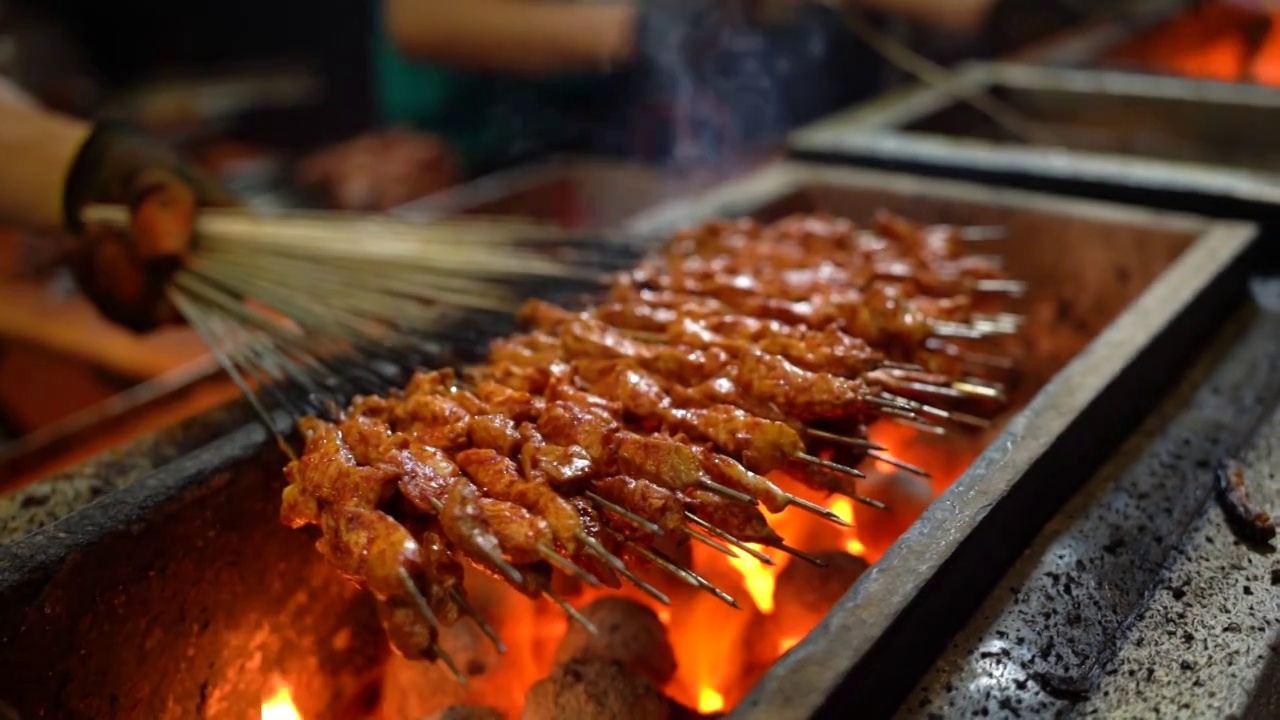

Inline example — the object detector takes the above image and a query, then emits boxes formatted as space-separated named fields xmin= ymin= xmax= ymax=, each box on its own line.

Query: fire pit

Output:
xmin=1022 ymin=0 xmax=1280 ymax=87
xmin=0 ymin=163 xmax=1255 ymax=720
xmin=789 ymin=62 xmax=1280 ymax=218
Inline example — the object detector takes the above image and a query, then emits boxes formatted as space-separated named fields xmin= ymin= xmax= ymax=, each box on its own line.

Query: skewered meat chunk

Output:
xmin=468 ymin=414 xmax=523 ymax=458
xmin=659 ymin=404 xmax=805 ymax=475
xmin=475 ymin=497 xmax=553 ymax=565
xmin=685 ymin=488 xmax=781 ymax=545
xmin=281 ymin=484 xmax=321 ymax=528
xmin=537 ymin=401 xmax=620 ymax=461
xmin=591 ymin=476 xmax=686 ymax=533
xmin=690 ymin=442 xmax=792 ymax=513
xmin=517 ymin=423 xmax=596 ymax=489
xmin=611 ymin=431 xmax=748 ymax=501
xmin=377 ymin=599 xmax=439 ymax=661
xmin=282 ymin=211 xmax=1021 ymax=675
xmin=285 ymin=417 xmax=398 ymax=510
xmin=457 ymin=448 xmax=587 ymax=553
xmin=474 ymin=380 xmax=546 ymax=422
xmin=439 ymin=479 xmax=523 ymax=584
xmin=315 ymin=506 xmax=461 ymax=658
xmin=566 ymin=497 xmax=622 ymax=588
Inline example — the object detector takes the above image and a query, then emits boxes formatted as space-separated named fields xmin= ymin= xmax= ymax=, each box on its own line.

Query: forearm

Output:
xmin=853 ymin=0 xmax=1000 ymax=33
xmin=384 ymin=0 xmax=637 ymax=75
xmin=0 ymin=90 xmax=91 ymax=231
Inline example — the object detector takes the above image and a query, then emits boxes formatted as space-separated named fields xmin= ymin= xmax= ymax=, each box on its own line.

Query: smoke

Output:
xmin=615 ymin=0 xmax=876 ymax=169
xmin=462 ymin=1 xmax=882 ymax=227
xmin=496 ymin=1 xmax=877 ymax=173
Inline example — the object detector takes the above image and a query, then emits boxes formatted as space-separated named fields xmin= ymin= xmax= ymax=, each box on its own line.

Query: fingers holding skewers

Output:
xmin=67 ymin=122 xmax=234 ymax=332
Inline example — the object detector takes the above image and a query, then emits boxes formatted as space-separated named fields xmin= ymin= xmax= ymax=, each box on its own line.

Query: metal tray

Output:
xmin=624 ymin=162 xmax=1257 ymax=719
xmin=0 ymin=162 xmax=1257 ymax=719
xmin=789 ymin=62 xmax=1280 ymax=217
xmin=394 ymin=156 xmax=738 ymax=230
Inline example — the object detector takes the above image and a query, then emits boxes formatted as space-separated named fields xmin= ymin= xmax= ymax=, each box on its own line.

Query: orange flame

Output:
xmin=725 ymin=546 xmax=776 ymax=614
xmin=261 ymin=681 xmax=300 ymax=720
xmin=1108 ymin=3 xmax=1280 ymax=85
xmin=698 ymin=688 xmax=726 ymax=714
xmin=379 ymin=421 xmax=989 ymax=718
xmin=777 ymin=633 xmax=804 ymax=655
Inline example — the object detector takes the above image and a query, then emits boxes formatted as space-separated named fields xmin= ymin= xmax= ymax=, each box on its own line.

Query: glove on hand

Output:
xmin=62 ymin=122 xmax=232 ymax=332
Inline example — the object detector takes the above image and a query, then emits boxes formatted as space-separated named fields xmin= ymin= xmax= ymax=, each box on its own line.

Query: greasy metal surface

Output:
xmin=626 ymin=162 xmax=1258 ymax=720
xmin=0 ymin=162 xmax=1256 ymax=719
xmin=789 ymin=63 xmax=1280 ymax=214
xmin=905 ymin=291 xmax=1280 ymax=720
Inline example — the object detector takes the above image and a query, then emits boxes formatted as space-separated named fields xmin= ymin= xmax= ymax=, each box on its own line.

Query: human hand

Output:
xmin=63 ymin=122 xmax=231 ymax=332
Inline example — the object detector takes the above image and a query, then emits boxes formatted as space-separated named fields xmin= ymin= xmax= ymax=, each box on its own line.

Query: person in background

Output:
xmin=365 ymin=0 xmax=1075 ymax=176
xmin=374 ymin=0 xmax=875 ymax=175
xmin=0 ymin=76 xmax=223 ymax=332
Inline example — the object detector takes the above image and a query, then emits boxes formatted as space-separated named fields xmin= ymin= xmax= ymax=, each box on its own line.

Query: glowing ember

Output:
xmin=698 ymin=688 xmax=726 ymax=714
xmin=777 ymin=634 xmax=804 ymax=655
xmin=261 ymin=682 xmax=300 ymax=720
xmin=726 ymin=546 xmax=777 ymax=614
xmin=829 ymin=498 xmax=854 ymax=525
xmin=1107 ymin=2 xmax=1280 ymax=86
xmin=379 ymin=422 xmax=994 ymax=718
xmin=844 ymin=537 xmax=867 ymax=557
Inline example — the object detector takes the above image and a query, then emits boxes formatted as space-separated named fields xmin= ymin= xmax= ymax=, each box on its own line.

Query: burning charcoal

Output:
xmin=554 ymin=597 xmax=677 ymax=685
xmin=382 ymin=620 xmax=504 ymax=719
xmin=382 ymin=653 xmax=468 ymax=719
xmin=522 ymin=658 xmax=671 ymax=720
xmin=425 ymin=706 xmax=506 ymax=720
xmin=744 ymin=551 xmax=869 ymax=671
xmin=670 ymin=699 xmax=724 ymax=720
xmin=773 ymin=551 xmax=869 ymax=616
xmin=1216 ymin=459 xmax=1277 ymax=545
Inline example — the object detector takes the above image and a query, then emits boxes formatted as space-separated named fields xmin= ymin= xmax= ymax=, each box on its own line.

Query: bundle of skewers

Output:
xmin=270 ymin=210 xmax=1024 ymax=679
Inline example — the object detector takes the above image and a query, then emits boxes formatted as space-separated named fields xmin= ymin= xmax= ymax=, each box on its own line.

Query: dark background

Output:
xmin=14 ymin=0 xmax=377 ymax=147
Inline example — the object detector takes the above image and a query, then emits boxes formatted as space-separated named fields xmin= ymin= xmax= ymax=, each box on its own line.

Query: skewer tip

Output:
xmin=793 ymin=452 xmax=867 ymax=479
xmin=545 ymin=586 xmax=598 ymax=635
xmin=538 ymin=545 xmax=605 ymax=589
xmin=804 ymin=427 xmax=885 ymax=451
xmin=867 ymin=452 xmax=932 ymax=479
xmin=433 ymin=644 xmax=468 ymax=684
xmin=698 ymin=479 xmax=757 ymax=505
xmin=772 ymin=542 xmax=827 ymax=567
xmin=786 ymin=495 xmax=854 ymax=527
